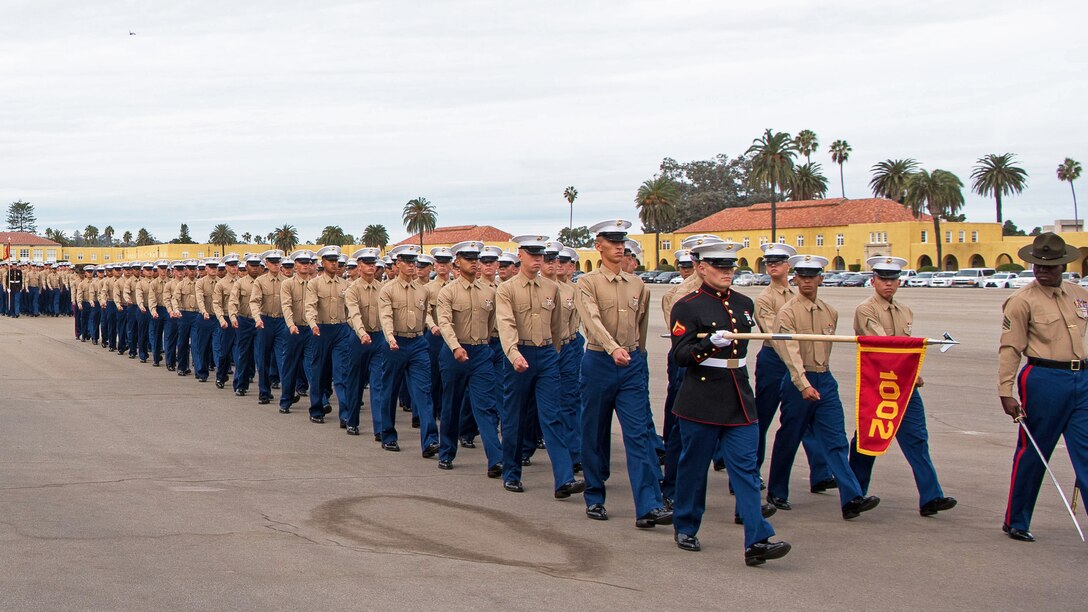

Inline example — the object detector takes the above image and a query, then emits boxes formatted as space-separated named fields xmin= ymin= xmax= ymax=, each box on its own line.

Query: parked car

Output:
xmin=1010 ymin=270 xmax=1035 ymax=289
xmin=1079 ymin=276 xmax=1088 ymax=289
xmin=897 ymin=269 xmax=918 ymax=286
xmin=982 ymin=272 xmax=1017 ymax=288
xmin=821 ymin=273 xmax=845 ymax=287
xmin=733 ymin=272 xmax=756 ymax=286
xmin=840 ymin=273 xmax=867 ymax=287
xmin=1063 ymin=271 xmax=1082 ymax=282
xmin=639 ymin=271 xmax=661 ymax=282
xmin=929 ymin=271 xmax=957 ymax=288
xmin=752 ymin=273 xmax=772 ymax=286
xmin=907 ymin=272 xmax=934 ymax=287
xmin=669 ymin=274 xmax=684 ymax=284
xmin=654 ymin=271 xmax=680 ymax=284
xmin=571 ymin=271 xmax=584 ymax=283
xmin=950 ymin=267 xmax=997 ymax=288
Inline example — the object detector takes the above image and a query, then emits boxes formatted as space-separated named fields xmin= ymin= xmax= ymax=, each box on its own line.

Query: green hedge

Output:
xmin=656 ymin=263 xmax=676 ymax=272
xmin=997 ymin=263 xmax=1024 ymax=272
xmin=919 ymin=265 xmax=938 ymax=272
xmin=848 ymin=263 xmax=861 ymax=272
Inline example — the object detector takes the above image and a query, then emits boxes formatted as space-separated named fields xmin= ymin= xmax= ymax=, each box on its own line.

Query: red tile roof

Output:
xmin=395 ymin=225 xmax=513 ymax=246
xmin=676 ymin=198 xmax=929 ymax=233
xmin=0 ymin=231 xmax=60 ymax=247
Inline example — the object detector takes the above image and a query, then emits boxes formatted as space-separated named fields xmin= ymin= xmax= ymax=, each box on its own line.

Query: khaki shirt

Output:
xmin=755 ymin=282 xmax=796 ymax=350
xmin=195 ymin=275 xmax=218 ymax=316
xmin=249 ymin=272 xmax=284 ymax=321
xmin=425 ymin=276 xmax=450 ymax=329
xmin=854 ymin=293 xmax=913 ymax=337
xmin=171 ymin=277 xmax=198 ymax=312
xmin=346 ymin=277 xmax=383 ymax=339
xmin=495 ymin=273 xmax=563 ymax=363
xmin=556 ymin=279 xmax=580 ymax=341
xmin=89 ymin=278 xmax=102 ymax=305
xmin=122 ymin=275 xmax=138 ymax=305
xmin=773 ymin=293 xmax=838 ymax=391
xmin=304 ymin=273 xmax=349 ymax=327
xmin=228 ymin=275 xmax=258 ymax=322
xmin=280 ymin=276 xmax=308 ymax=327
xmin=575 ymin=266 xmax=649 ymax=355
xmin=998 ymin=281 xmax=1088 ymax=396
xmin=135 ymin=277 xmax=154 ymax=310
xmin=378 ymin=277 xmax=432 ymax=343
xmin=147 ymin=277 xmax=168 ymax=312
xmin=100 ymin=277 xmax=115 ymax=303
xmin=661 ymin=272 xmax=700 ymax=326
xmin=437 ymin=276 xmax=496 ymax=351
xmin=111 ymin=276 xmax=125 ymax=305
xmin=26 ymin=269 xmax=39 ymax=288
xmin=162 ymin=279 xmax=179 ymax=315
xmin=213 ymin=276 xmax=236 ymax=324
xmin=75 ymin=278 xmax=89 ymax=304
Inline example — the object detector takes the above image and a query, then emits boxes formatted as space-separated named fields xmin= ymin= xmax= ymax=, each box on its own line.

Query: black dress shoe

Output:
xmin=235 ymin=390 xmax=247 ymax=397
xmin=422 ymin=442 xmax=440 ymax=458
xmin=586 ymin=504 xmax=609 ymax=520
xmin=1003 ymin=524 xmax=1035 ymax=542
xmin=382 ymin=441 xmax=400 ymax=452
xmin=340 ymin=420 xmax=347 ymax=429
xmin=675 ymin=532 xmax=701 ymax=552
xmin=554 ymin=480 xmax=586 ymax=499
xmin=153 ymin=363 xmax=161 ymax=367
xmin=663 ymin=496 xmax=674 ymax=511
xmin=129 ymin=354 xmax=137 ymax=359
xmin=411 ymin=416 xmax=420 ymax=429
xmin=290 ymin=395 xmax=300 ymax=406
xmin=271 ymin=382 xmax=280 ymax=390
xmin=735 ymin=503 xmax=778 ymax=524
xmin=535 ymin=438 xmax=546 ymax=450
xmin=438 ymin=460 xmax=453 ymax=470
xmin=167 ymin=365 xmax=176 ymax=372
xmin=140 ymin=358 xmax=147 ymax=364
xmin=323 ymin=404 xmax=332 ymax=415
xmin=521 ymin=457 xmax=532 ymax=466
xmin=636 ymin=507 xmax=673 ymax=529
xmin=258 ymin=397 xmax=270 ymax=405
xmin=842 ymin=495 xmax=881 ymax=520
xmin=401 ymin=404 xmax=411 ymax=412
xmin=92 ymin=339 xmax=98 ymax=345
xmin=487 ymin=464 xmax=503 ymax=479
xmin=920 ymin=496 xmax=958 ymax=517
xmin=373 ymin=433 xmax=381 ymax=442
xmin=310 ymin=416 xmax=324 ymax=424
xmin=811 ymin=477 xmax=838 ymax=493
xmin=745 ymin=540 xmax=791 ymax=566
xmin=298 ymin=390 xmax=308 ymax=397
xmin=279 ymin=407 xmax=291 ymax=414
xmin=766 ymin=494 xmax=791 ymax=511
xmin=347 ymin=426 xmax=360 ymax=436
xmin=573 ymin=462 xmax=582 ymax=474
xmin=713 ymin=459 xmax=726 ymax=472
xmin=503 ymin=480 xmax=524 ymax=493
xmin=215 ymin=381 xmax=225 ymax=389
xmin=196 ymin=377 xmax=207 ymax=383
xmin=459 ymin=438 xmax=475 ymax=449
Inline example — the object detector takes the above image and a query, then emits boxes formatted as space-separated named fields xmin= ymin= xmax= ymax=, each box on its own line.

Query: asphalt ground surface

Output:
xmin=0 ymin=285 xmax=1084 ymax=611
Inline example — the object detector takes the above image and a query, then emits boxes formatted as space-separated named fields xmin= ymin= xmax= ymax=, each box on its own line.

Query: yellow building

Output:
xmin=1 ymin=231 xmax=62 ymax=262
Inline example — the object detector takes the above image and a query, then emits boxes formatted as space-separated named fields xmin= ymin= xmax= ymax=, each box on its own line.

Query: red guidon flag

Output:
xmin=855 ymin=336 xmax=927 ymax=456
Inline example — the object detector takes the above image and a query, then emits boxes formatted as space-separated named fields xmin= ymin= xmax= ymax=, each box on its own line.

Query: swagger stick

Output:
xmin=1014 ymin=416 xmax=1086 ymax=542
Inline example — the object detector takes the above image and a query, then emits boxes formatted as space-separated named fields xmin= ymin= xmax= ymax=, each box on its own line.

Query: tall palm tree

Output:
xmin=272 ymin=224 xmax=299 ymax=254
xmin=318 ymin=225 xmax=347 ymax=246
xmin=829 ymin=139 xmax=852 ymax=198
xmin=84 ymin=225 xmax=100 ymax=245
xmin=103 ymin=225 xmax=115 ymax=246
xmin=869 ymin=158 xmax=919 ymax=204
xmin=905 ymin=169 xmax=964 ymax=271
xmin=135 ymin=228 xmax=155 ymax=246
xmin=788 ymin=163 xmax=829 ymax=201
xmin=635 ymin=176 xmax=680 ymax=270
xmin=746 ymin=129 xmax=798 ymax=242
xmin=402 ymin=197 xmax=437 ymax=250
xmin=362 ymin=224 xmax=390 ymax=251
xmin=1057 ymin=158 xmax=1082 ymax=229
xmin=209 ymin=223 xmax=237 ymax=254
xmin=563 ymin=186 xmax=578 ymax=232
xmin=793 ymin=129 xmax=819 ymax=164
xmin=122 ymin=230 xmax=133 ymax=246
xmin=971 ymin=153 xmax=1027 ymax=224
xmin=240 ymin=232 xmax=252 ymax=244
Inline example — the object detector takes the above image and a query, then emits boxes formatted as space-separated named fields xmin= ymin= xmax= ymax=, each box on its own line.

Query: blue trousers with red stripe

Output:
xmin=1005 ymin=364 xmax=1088 ymax=532
xmin=756 ymin=346 xmax=831 ymax=484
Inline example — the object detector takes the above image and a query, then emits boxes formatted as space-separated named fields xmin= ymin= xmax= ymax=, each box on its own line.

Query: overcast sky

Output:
xmin=1 ymin=1 xmax=1085 ymax=244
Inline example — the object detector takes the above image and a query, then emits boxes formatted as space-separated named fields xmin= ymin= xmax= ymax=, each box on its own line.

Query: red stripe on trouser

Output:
xmin=1004 ymin=365 xmax=1033 ymax=525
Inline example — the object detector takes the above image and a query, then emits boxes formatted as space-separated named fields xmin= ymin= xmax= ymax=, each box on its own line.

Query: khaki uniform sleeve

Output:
xmin=345 ymin=283 xmax=365 ymax=339
xmin=437 ymin=283 xmax=461 ymax=352
xmin=495 ymin=282 xmax=523 ymax=364
xmin=227 ymin=281 xmax=241 ymax=323
xmin=773 ymin=306 xmax=811 ymax=392
xmin=303 ymin=278 xmax=319 ymax=329
xmin=853 ymin=301 xmax=888 ymax=337
xmin=754 ymin=291 xmax=777 ymax=333
xmin=378 ymin=283 xmax=396 ymax=344
xmin=637 ymin=284 xmax=650 ymax=353
xmin=213 ymin=281 xmax=228 ymax=323
xmin=249 ymin=280 xmax=264 ymax=325
xmin=280 ymin=280 xmax=295 ymax=327
xmin=998 ymin=295 xmax=1030 ymax=397
xmin=195 ymin=279 xmax=209 ymax=315
xmin=576 ymin=276 xmax=620 ymax=355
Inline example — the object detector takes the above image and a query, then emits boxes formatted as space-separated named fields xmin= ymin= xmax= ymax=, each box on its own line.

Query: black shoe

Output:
xmin=656 ymin=448 xmax=667 ymax=466
xmin=373 ymin=433 xmax=381 ymax=442
xmin=298 ymin=390 xmax=308 ymax=397
xmin=521 ymin=457 xmax=531 ymax=466
xmin=503 ymin=480 xmax=524 ymax=493
xmin=129 ymin=354 xmax=136 ymax=359
xmin=573 ymin=462 xmax=582 ymax=474
xmin=636 ymin=507 xmax=673 ymax=529
xmin=271 ymin=382 xmax=280 ymax=390
xmin=760 ymin=477 xmax=766 ymax=491
xmin=586 ymin=504 xmax=609 ymax=521
xmin=235 ymin=390 xmax=247 ymax=397
xmin=323 ymin=404 xmax=332 ymax=415
xmin=196 ymin=377 xmax=207 ymax=383
xmin=663 ymin=496 xmax=674 ymax=511
xmin=290 ymin=395 xmax=300 ymax=406
xmin=92 ymin=339 xmax=98 ymax=345
xmin=347 ymin=427 xmax=360 ymax=436
xmin=459 ymin=438 xmax=476 ymax=449
xmin=140 ymin=358 xmax=148 ymax=363
xmin=766 ymin=494 xmax=791 ymax=511
xmin=153 ymin=363 xmax=161 ymax=367
xmin=438 ymin=460 xmax=453 ymax=470
xmin=401 ymin=404 xmax=411 ymax=412
xmin=258 ymin=397 xmax=270 ymax=405
xmin=177 ymin=370 xmax=188 ymax=377
xmin=1003 ymin=524 xmax=1035 ymax=542
xmin=310 ymin=416 xmax=324 ymax=424
xmin=735 ymin=503 xmax=778 ymax=524
xmin=811 ymin=477 xmax=838 ymax=493
xmin=279 ymin=407 xmax=291 ymax=414
xmin=535 ymin=438 xmax=546 ymax=450
xmin=554 ymin=480 xmax=586 ymax=499
xmin=411 ymin=416 xmax=420 ymax=429
xmin=920 ymin=496 xmax=957 ymax=517
xmin=713 ymin=459 xmax=726 ymax=472
xmin=675 ymin=532 xmax=701 ymax=552
xmin=842 ymin=495 xmax=881 ymax=520
xmin=382 ymin=441 xmax=400 ymax=452
xmin=422 ymin=442 xmax=440 ymax=458
xmin=340 ymin=420 xmax=347 ymax=429
xmin=745 ymin=540 xmax=791 ymax=566
xmin=215 ymin=381 xmax=225 ymax=389
xmin=167 ymin=365 xmax=176 ymax=372
xmin=487 ymin=464 xmax=503 ymax=479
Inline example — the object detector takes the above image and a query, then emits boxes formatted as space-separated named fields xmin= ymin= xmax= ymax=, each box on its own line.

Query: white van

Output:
xmin=951 ymin=267 xmax=996 ymax=288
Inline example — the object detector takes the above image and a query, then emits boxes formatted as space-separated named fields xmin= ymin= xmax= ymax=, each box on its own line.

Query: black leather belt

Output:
xmin=1027 ymin=357 xmax=1087 ymax=371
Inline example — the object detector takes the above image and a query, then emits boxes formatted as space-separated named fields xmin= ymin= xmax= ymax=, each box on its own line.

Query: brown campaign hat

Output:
xmin=1018 ymin=232 xmax=1080 ymax=265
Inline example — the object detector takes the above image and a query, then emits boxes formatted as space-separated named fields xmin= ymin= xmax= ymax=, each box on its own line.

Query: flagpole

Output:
xmin=695 ymin=331 xmax=958 ymax=347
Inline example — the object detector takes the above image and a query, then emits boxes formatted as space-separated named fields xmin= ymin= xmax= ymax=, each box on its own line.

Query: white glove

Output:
xmin=709 ymin=330 xmax=733 ymax=348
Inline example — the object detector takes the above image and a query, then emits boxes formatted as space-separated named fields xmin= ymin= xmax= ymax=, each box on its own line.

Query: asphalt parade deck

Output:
xmin=0 ymin=286 xmax=1083 ymax=611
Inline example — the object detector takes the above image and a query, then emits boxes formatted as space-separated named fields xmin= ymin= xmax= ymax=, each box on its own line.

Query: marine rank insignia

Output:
xmin=671 ymin=320 xmax=687 ymax=337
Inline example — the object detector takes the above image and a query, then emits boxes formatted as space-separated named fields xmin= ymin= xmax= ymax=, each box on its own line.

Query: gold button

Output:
xmin=700 ymin=376 xmax=706 ymax=381
xmin=712 ymin=322 xmax=717 ymax=326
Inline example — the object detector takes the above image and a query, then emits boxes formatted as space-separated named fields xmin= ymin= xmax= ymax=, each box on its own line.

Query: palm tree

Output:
xmin=84 ymin=225 xmax=100 ymax=245
xmin=971 ymin=153 xmax=1028 ymax=224
xmin=240 ymin=232 xmax=252 ymax=244
xmin=746 ymin=129 xmax=798 ymax=242
xmin=135 ymin=228 xmax=155 ymax=246
xmin=563 ymin=186 xmax=578 ymax=232
xmin=362 ymin=224 xmax=390 ymax=251
xmin=829 ymin=139 xmax=852 ymax=198
xmin=788 ymin=163 xmax=829 ymax=201
xmin=272 ymin=225 xmax=299 ymax=254
xmin=318 ymin=225 xmax=347 ymax=246
xmin=209 ymin=223 xmax=237 ymax=254
xmin=122 ymin=230 xmax=133 ymax=246
xmin=905 ymin=169 xmax=964 ymax=271
xmin=1057 ymin=158 xmax=1082 ymax=229
xmin=793 ymin=130 xmax=819 ymax=164
xmin=869 ymin=158 xmax=919 ymax=204
xmin=103 ymin=225 xmax=115 ymax=246
xmin=403 ymin=197 xmax=437 ymax=250
xmin=635 ymin=176 xmax=680 ymax=270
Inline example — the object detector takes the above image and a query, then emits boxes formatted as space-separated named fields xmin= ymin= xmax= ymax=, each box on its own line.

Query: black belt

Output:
xmin=1027 ymin=357 xmax=1087 ymax=371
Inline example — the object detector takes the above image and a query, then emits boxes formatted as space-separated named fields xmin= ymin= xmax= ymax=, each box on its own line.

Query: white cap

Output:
xmin=498 ymin=251 xmax=519 ymax=265
xmin=290 ymin=249 xmax=315 ymax=263
xmin=416 ymin=254 xmax=436 ymax=266
xmin=221 ymin=253 xmax=240 ymax=265
xmin=203 ymin=257 xmax=220 ymax=267
xmin=761 ymin=242 xmax=797 ymax=262
xmin=674 ymin=249 xmax=693 ymax=266
xmin=337 ymin=254 xmax=347 ymax=265
xmin=789 ymin=254 xmax=830 ymax=276
xmin=430 ymin=247 xmax=454 ymax=262
xmin=389 ymin=244 xmax=421 ymax=260
xmin=559 ymin=247 xmax=579 ymax=263
xmin=588 ymin=219 xmax=632 ymax=241
xmin=244 ymin=252 xmax=261 ymax=264
xmin=351 ymin=247 xmax=380 ymax=262
xmin=624 ymin=240 xmax=642 ymax=256
xmin=479 ymin=245 xmax=503 ymax=261
xmin=315 ymin=245 xmax=341 ymax=260
xmin=868 ymin=256 xmax=909 ymax=278
xmin=344 ymin=259 xmax=357 ymax=268
xmin=544 ymin=241 xmax=563 ymax=258
xmin=451 ymin=241 xmax=484 ymax=258
xmin=691 ymin=242 xmax=741 ymax=267
xmin=512 ymin=235 xmax=549 ymax=253
xmin=184 ymin=259 xmax=200 ymax=268
xmin=681 ymin=234 xmax=724 ymax=250
xmin=261 ymin=249 xmax=285 ymax=262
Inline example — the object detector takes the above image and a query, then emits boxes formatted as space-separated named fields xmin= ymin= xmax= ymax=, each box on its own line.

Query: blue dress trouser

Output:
xmin=309 ymin=323 xmax=353 ymax=419
xmin=277 ymin=326 xmax=311 ymax=410
xmin=176 ymin=311 xmax=196 ymax=372
xmin=580 ymin=349 xmax=663 ymax=515
xmin=29 ymin=286 xmax=39 ymax=315
xmin=674 ymin=419 xmax=775 ymax=548
xmin=103 ymin=301 xmax=117 ymax=349
xmin=343 ymin=332 xmax=385 ymax=431
xmin=502 ymin=345 xmax=575 ymax=489
xmin=756 ymin=346 xmax=832 ymax=483
xmin=214 ymin=323 xmax=233 ymax=382
xmin=150 ymin=307 xmax=167 ymax=365
xmin=254 ymin=317 xmax=287 ymax=400
xmin=137 ymin=309 xmax=150 ymax=360
xmin=458 ymin=337 xmax=503 ymax=443
xmin=768 ymin=371 xmax=864 ymax=506
xmin=125 ymin=304 xmax=140 ymax=356
xmin=427 ymin=329 xmax=444 ymax=419
xmin=80 ymin=302 xmax=95 ymax=339
xmin=558 ymin=334 xmax=584 ymax=465
xmin=232 ymin=316 xmax=256 ymax=392
xmin=164 ymin=315 xmax=178 ymax=368
xmin=849 ymin=389 xmax=945 ymax=507
xmin=52 ymin=288 xmax=60 ymax=315
xmin=191 ymin=315 xmax=216 ymax=378
xmin=91 ymin=305 xmax=102 ymax=342
xmin=380 ymin=336 xmax=439 ymax=450
xmin=1005 ymin=364 xmax=1088 ymax=531
xmin=438 ymin=344 xmax=502 ymax=468
xmin=116 ymin=305 xmax=128 ymax=351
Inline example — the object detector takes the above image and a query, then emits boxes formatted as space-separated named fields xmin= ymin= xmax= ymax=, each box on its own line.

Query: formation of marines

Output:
xmin=9 ymin=227 xmax=1088 ymax=561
